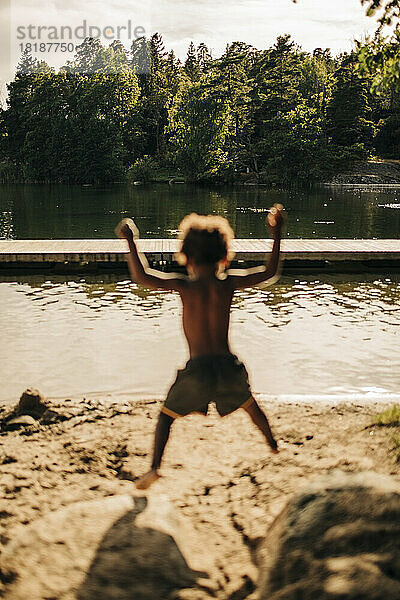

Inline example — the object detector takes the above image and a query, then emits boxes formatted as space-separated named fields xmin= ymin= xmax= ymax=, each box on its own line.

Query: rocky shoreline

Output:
xmin=0 ymin=392 xmax=399 ymax=599
xmin=324 ymin=160 xmax=400 ymax=185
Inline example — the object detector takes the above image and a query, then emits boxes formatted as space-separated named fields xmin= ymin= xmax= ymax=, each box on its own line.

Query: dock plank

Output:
xmin=0 ymin=239 xmax=400 ymax=266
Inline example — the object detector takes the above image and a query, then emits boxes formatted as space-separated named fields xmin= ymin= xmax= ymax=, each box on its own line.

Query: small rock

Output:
xmin=6 ymin=416 xmax=37 ymax=430
xmin=0 ymin=511 xmax=13 ymax=519
xmin=40 ymin=409 xmax=68 ymax=425
xmin=1 ymin=455 xmax=17 ymax=465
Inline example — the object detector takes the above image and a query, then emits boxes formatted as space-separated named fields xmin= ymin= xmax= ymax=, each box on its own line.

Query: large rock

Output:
xmin=2 ymin=390 xmax=77 ymax=429
xmin=1 ymin=389 xmax=48 ymax=428
xmin=17 ymin=388 xmax=48 ymax=418
xmin=258 ymin=471 xmax=400 ymax=600
xmin=0 ymin=494 xmax=215 ymax=600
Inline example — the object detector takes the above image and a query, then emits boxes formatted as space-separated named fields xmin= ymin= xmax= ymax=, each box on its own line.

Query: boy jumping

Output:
xmin=116 ymin=204 xmax=284 ymax=489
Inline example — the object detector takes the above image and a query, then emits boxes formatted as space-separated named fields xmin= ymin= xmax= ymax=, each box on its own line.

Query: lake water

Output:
xmin=0 ymin=184 xmax=399 ymax=405
xmin=0 ymin=273 xmax=399 ymax=405
xmin=1 ymin=183 xmax=400 ymax=239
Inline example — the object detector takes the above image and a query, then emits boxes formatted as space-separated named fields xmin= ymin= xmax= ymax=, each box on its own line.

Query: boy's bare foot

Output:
xmin=135 ymin=469 xmax=161 ymax=490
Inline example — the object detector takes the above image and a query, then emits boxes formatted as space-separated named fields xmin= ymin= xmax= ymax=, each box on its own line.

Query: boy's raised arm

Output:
xmin=227 ymin=204 xmax=284 ymax=290
xmin=115 ymin=219 xmax=186 ymax=291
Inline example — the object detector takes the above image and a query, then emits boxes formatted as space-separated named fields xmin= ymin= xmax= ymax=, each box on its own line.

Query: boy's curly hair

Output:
xmin=175 ymin=213 xmax=235 ymax=266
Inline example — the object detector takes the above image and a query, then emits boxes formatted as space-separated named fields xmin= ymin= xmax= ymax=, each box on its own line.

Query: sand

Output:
xmin=0 ymin=396 xmax=399 ymax=597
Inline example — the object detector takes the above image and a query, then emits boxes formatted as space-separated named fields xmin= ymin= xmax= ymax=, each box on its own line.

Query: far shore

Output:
xmin=3 ymin=159 xmax=400 ymax=188
xmin=1 ymin=394 xmax=399 ymax=598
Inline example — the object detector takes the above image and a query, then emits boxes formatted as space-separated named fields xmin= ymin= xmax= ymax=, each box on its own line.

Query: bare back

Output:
xmin=179 ymin=276 xmax=233 ymax=358
xmin=116 ymin=209 xmax=283 ymax=361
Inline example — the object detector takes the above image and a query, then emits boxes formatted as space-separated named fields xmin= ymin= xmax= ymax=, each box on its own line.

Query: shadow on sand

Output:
xmin=76 ymin=496 xmax=210 ymax=600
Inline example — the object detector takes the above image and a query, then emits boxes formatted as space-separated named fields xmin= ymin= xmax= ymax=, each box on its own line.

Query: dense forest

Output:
xmin=0 ymin=27 xmax=399 ymax=184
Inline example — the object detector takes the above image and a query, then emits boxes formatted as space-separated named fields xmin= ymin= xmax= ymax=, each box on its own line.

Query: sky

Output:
xmin=0 ymin=0 xmax=384 ymax=93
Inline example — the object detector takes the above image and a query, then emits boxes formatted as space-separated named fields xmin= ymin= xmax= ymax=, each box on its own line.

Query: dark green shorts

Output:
xmin=162 ymin=354 xmax=253 ymax=419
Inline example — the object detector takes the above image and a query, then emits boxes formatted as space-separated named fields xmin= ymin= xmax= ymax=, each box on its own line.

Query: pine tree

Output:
xmin=211 ymin=42 xmax=255 ymax=173
xmin=130 ymin=37 xmax=151 ymax=75
xmin=327 ymin=54 xmax=375 ymax=148
xmin=197 ymin=43 xmax=212 ymax=73
xmin=71 ymin=37 xmax=103 ymax=73
xmin=150 ymin=33 xmax=167 ymax=74
xmin=165 ymin=50 xmax=182 ymax=96
xmin=184 ymin=42 xmax=201 ymax=82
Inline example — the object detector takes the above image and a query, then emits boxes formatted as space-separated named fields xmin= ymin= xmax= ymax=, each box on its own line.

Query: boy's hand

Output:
xmin=267 ymin=204 xmax=285 ymax=235
xmin=115 ymin=218 xmax=139 ymax=241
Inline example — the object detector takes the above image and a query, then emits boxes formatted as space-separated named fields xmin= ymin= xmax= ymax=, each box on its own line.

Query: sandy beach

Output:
xmin=0 ymin=395 xmax=399 ymax=598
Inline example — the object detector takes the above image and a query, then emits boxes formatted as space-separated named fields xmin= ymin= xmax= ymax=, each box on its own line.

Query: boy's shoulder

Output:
xmin=180 ymin=273 xmax=233 ymax=291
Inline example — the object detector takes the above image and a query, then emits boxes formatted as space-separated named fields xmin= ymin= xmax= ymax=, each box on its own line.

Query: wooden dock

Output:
xmin=0 ymin=239 xmax=400 ymax=271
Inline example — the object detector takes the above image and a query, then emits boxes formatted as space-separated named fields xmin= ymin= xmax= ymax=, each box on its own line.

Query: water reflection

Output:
xmin=0 ymin=183 xmax=399 ymax=240
xmin=0 ymin=273 xmax=399 ymax=404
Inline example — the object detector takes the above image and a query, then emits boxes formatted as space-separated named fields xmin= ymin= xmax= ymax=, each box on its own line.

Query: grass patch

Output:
xmin=373 ymin=405 xmax=400 ymax=463
xmin=374 ymin=405 xmax=400 ymax=427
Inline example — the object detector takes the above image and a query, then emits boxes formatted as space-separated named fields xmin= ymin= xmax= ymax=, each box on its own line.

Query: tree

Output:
xmin=210 ymin=42 xmax=256 ymax=172
xmin=67 ymin=38 xmax=104 ymax=73
xmin=129 ymin=33 xmax=173 ymax=159
xmin=252 ymin=35 xmax=303 ymax=118
xmin=3 ymin=40 xmax=141 ymax=183
xmin=361 ymin=0 xmax=400 ymax=32
xmin=2 ymin=25 xmax=399 ymax=184
xmin=298 ymin=49 xmax=334 ymax=115
xmin=167 ymin=79 xmax=230 ymax=181
xmin=247 ymin=35 xmax=304 ymax=173
xmin=92 ymin=40 xmax=130 ymax=73
xmin=375 ymin=113 xmax=400 ymax=158
xmin=197 ymin=43 xmax=212 ymax=73
xmin=4 ymin=53 xmax=54 ymax=175
xmin=327 ymin=54 xmax=375 ymax=149
xmin=292 ymin=1 xmax=400 ymax=94
xmin=184 ymin=42 xmax=201 ymax=82
xmin=358 ymin=35 xmax=400 ymax=94
xmin=130 ymin=37 xmax=151 ymax=75
xmin=261 ymin=104 xmax=328 ymax=183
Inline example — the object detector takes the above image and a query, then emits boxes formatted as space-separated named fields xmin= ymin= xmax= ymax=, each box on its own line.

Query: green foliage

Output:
xmin=358 ymin=35 xmax=400 ymax=95
xmin=260 ymin=104 xmax=328 ymax=183
xmin=361 ymin=0 xmax=400 ymax=32
xmin=167 ymin=79 xmax=230 ymax=181
xmin=128 ymin=156 xmax=158 ymax=183
xmin=374 ymin=404 xmax=400 ymax=462
xmin=184 ymin=42 xmax=201 ymax=82
xmin=374 ymin=405 xmax=400 ymax=426
xmin=1 ymin=31 xmax=399 ymax=183
xmin=375 ymin=114 xmax=400 ymax=158
xmin=355 ymin=0 xmax=400 ymax=94
xmin=327 ymin=55 xmax=375 ymax=149
xmin=0 ymin=159 xmax=20 ymax=183
xmin=293 ymin=1 xmax=400 ymax=98
xmin=4 ymin=43 xmax=140 ymax=183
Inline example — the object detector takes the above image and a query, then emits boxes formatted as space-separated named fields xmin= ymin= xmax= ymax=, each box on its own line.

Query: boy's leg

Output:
xmin=243 ymin=397 xmax=279 ymax=453
xmin=136 ymin=411 xmax=174 ymax=490
xmin=152 ymin=411 xmax=174 ymax=470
